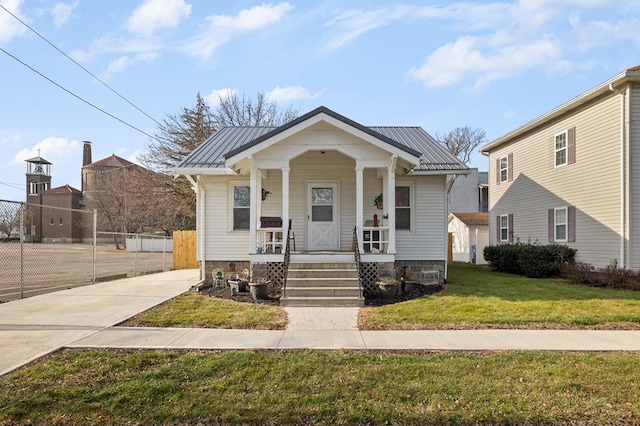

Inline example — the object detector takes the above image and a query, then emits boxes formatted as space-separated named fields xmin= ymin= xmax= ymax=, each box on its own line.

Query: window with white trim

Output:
xmin=395 ymin=184 xmax=412 ymax=231
xmin=499 ymin=156 xmax=508 ymax=182
xmin=499 ymin=215 xmax=509 ymax=242
xmin=232 ymin=185 xmax=250 ymax=230
xmin=554 ymin=207 xmax=567 ymax=242
xmin=555 ymin=131 xmax=567 ymax=167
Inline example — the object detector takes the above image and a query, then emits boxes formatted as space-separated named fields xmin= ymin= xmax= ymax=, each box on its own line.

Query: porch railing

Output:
xmin=352 ymin=226 xmax=363 ymax=298
xmin=282 ymin=221 xmax=293 ymax=298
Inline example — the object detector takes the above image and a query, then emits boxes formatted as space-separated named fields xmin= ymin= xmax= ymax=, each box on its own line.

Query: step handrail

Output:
xmin=282 ymin=219 xmax=293 ymax=298
xmin=352 ymin=226 xmax=363 ymax=298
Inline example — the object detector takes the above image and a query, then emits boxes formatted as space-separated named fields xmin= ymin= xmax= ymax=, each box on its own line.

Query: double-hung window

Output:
xmin=549 ymin=206 xmax=575 ymax=243
xmin=499 ymin=156 xmax=508 ymax=182
xmin=496 ymin=214 xmax=513 ymax=242
xmin=395 ymin=185 xmax=411 ymax=230
xmin=554 ymin=207 xmax=567 ymax=241
xmin=233 ymin=185 xmax=250 ymax=230
xmin=499 ymin=215 xmax=509 ymax=242
xmin=555 ymin=131 xmax=567 ymax=167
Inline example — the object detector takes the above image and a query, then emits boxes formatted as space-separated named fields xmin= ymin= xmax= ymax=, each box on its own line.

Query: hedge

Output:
xmin=483 ymin=243 xmax=576 ymax=278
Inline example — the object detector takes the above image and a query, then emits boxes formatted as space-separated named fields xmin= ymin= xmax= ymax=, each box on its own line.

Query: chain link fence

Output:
xmin=0 ymin=200 xmax=172 ymax=302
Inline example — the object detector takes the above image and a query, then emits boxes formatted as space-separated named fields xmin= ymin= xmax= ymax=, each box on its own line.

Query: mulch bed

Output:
xmin=198 ymin=282 xmax=444 ymax=307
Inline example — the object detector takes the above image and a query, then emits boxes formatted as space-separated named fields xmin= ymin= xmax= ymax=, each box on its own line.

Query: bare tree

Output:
xmin=0 ymin=203 xmax=20 ymax=240
xmin=139 ymin=92 xmax=300 ymax=232
xmin=437 ymin=126 xmax=487 ymax=194
xmin=212 ymin=90 xmax=299 ymax=127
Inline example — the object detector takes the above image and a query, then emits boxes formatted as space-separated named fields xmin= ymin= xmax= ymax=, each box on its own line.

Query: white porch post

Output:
xmin=249 ymin=159 xmax=261 ymax=254
xmin=355 ymin=164 xmax=364 ymax=252
xmin=387 ymin=156 xmax=397 ymax=254
xmin=282 ymin=165 xmax=290 ymax=242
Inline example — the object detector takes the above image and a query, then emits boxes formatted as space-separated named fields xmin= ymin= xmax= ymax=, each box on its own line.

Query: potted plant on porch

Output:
xmin=373 ymin=193 xmax=383 ymax=209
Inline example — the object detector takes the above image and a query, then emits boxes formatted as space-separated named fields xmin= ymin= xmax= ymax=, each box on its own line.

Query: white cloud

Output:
xmin=10 ymin=137 xmax=80 ymax=165
xmin=408 ymin=36 xmax=563 ymax=91
xmin=324 ymin=5 xmax=414 ymax=50
xmin=101 ymin=52 xmax=158 ymax=79
xmin=267 ymin=86 xmax=324 ymax=103
xmin=127 ymin=0 xmax=191 ymax=37
xmin=51 ymin=1 xmax=78 ymax=28
xmin=204 ymin=88 xmax=237 ymax=108
xmin=0 ymin=0 xmax=27 ymax=44
xmin=183 ymin=2 xmax=293 ymax=60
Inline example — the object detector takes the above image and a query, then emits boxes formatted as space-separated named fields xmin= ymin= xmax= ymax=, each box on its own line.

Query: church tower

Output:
xmin=25 ymin=151 xmax=52 ymax=242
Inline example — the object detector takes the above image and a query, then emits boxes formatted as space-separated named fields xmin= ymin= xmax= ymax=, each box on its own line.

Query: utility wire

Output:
xmin=0 ymin=181 xmax=25 ymax=190
xmin=0 ymin=4 xmax=161 ymax=127
xmin=0 ymin=46 xmax=159 ymax=141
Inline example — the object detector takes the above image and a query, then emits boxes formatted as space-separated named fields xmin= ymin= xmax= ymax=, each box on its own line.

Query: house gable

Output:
xmin=223 ymin=106 xmax=422 ymax=174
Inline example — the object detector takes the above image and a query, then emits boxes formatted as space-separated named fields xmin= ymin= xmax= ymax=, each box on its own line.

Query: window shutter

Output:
xmin=508 ymin=213 xmax=514 ymax=242
xmin=496 ymin=215 xmax=501 ymax=241
xmin=568 ymin=127 xmax=576 ymax=164
xmin=568 ymin=205 xmax=576 ymax=242
xmin=548 ymin=209 xmax=554 ymax=242
xmin=508 ymin=153 xmax=513 ymax=182
xmin=495 ymin=159 xmax=500 ymax=185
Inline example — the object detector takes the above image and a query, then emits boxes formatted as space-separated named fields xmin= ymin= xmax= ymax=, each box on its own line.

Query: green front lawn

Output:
xmin=360 ymin=263 xmax=640 ymax=329
xmin=1 ymin=349 xmax=639 ymax=425
xmin=121 ymin=293 xmax=287 ymax=329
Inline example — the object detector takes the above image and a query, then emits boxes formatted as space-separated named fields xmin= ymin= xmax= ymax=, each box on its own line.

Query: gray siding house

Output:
xmin=174 ymin=106 xmax=468 ymax=305
xmin=481 ymin=66 xmax=640 ymax=269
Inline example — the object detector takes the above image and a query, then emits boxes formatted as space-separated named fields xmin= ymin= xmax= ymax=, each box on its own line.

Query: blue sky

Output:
xmin=1 ymin=0 xmax=639 ymax=201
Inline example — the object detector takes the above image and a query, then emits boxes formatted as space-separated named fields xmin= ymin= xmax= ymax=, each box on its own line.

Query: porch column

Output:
xmin=281 ymin=165 xmax=290 ymax=245
xmin=387 ymin=156 xmax=397 ymax=254
xmin=355 ymin=163 xmax=364 ymax=252
xmin=249 ymin=162 xmax=261 ymax=254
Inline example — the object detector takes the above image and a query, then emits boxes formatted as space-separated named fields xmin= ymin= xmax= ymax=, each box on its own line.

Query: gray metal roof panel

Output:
xmin=177 ymin=123 xmax=468 ymax=172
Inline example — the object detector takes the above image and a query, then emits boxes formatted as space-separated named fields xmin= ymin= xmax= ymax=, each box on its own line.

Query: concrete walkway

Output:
xmin=2 ymin=269 xmax=640 ymax=377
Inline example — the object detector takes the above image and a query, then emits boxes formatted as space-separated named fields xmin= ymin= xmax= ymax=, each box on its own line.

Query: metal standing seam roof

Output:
xmin=176 ymin=120 xmax=467 ymax=173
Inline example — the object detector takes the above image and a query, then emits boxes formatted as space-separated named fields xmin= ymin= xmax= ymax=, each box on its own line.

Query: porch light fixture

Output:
xmin=320 ymin=150 xmax=325 ymax=154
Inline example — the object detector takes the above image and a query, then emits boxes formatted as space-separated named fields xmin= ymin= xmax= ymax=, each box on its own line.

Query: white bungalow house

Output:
xmin=448 ymin=212 xmax=489 ymax=264
xmin=174 ymin=106 xmax=468 ymax=306
xmin=481 ymin=66 xmax=640 ymax=269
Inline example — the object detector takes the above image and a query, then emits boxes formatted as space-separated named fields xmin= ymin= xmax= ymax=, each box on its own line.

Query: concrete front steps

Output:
xmin=280 ymin=259 xmax=364 ymax=307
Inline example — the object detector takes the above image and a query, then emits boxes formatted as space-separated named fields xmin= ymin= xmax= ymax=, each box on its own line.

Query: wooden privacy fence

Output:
xmin=173 ymin=230 xmax=198 ymax=269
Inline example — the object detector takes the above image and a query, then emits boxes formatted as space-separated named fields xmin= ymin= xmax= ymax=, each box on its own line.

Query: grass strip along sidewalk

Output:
xmin=1 ymin=349 xmax=639 ymax=425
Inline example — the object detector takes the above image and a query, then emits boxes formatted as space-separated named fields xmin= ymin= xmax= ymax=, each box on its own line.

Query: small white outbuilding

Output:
xmin=448 ymin=212 xmax=489 ymax=264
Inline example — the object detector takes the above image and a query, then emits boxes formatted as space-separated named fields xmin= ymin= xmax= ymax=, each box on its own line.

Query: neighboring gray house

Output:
xmin=480 ymin=66 xmax=640 ymax=269
xmin=174 ymin=106 xmax=468 ymax=306
xmin=448 ymin=168 xmax=488 ymax=213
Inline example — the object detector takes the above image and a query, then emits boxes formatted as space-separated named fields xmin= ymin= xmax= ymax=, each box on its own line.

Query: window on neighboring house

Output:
xmin=395 ymin=185 xmax=411 ymax=230
xmin=555 ymin=127 xmax=576 ymax=167
xmin=59 ymin=218 xmax=63 ymax=225
xmin=555 ymin=131 xmax=567 ymax=166
xmin=50 ymin=218 xmax=54 ymax=225
xmin=500 ymin=156 xmax=508 ymax=182
xmin=233 ymin=185 xmax=250 ymax=230
xmin=549 ymin=206 xmax=575 ymax=242
xmin=497 ymin=214 xmax=513 ymax=242
xmin=496 ymin=153 xmax=513 ymax=184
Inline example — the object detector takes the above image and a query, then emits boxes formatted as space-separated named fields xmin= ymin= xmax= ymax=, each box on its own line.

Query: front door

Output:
xmin=307 ymin=182 xmax=339 ymax=251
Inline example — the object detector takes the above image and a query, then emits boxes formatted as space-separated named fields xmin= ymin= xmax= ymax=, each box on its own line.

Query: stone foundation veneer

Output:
xmin=203 ymin=260 xmax=250 ymax=283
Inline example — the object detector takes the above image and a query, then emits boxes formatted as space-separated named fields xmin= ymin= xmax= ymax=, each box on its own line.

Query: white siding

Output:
xmin=396 ymin=175 xmax=447 ymax=261
xmin=488 ymin=92 xmax=622 ymax=268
